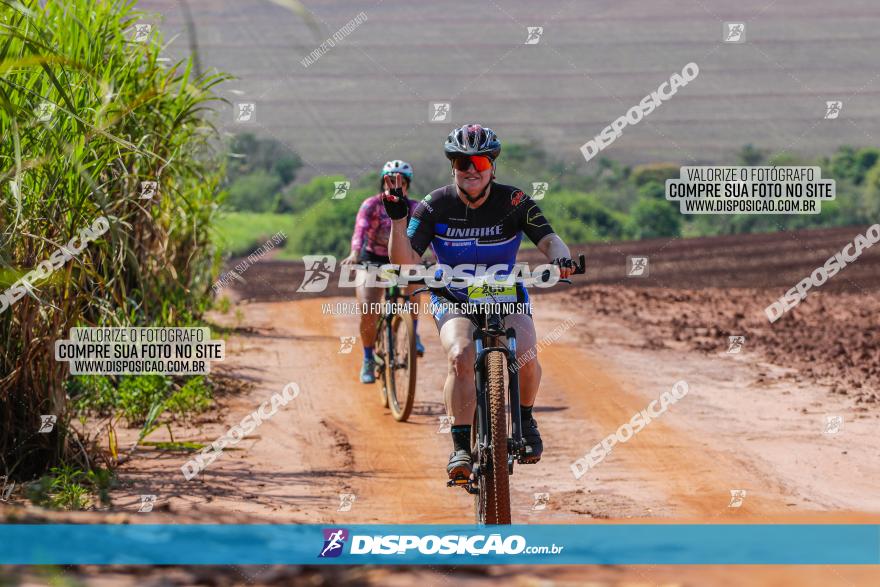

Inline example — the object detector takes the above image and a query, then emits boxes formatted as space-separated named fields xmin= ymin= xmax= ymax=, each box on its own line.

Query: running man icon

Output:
xmin=319 ymin=528 xmax=349 ymax=558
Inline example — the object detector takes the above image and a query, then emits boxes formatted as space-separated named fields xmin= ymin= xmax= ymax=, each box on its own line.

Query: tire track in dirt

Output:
xmin=289 ymin=297 xmax=472 ymax=523
xmin=539 ymin=343 xmax=782 ymax=518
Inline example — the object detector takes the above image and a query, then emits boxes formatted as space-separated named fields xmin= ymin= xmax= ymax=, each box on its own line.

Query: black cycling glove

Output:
xmin=553 ymin=257 xmax=576 ymax=270
xmin=382 ymin=187 xmax=410 ymax=220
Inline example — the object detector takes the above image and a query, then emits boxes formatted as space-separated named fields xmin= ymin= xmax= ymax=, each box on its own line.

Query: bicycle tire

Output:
xmin=484 ymin=350 xmax=511 ymax=524
xmin=374 ymin=316 xmax=390 ymax=408
xmin=388 ymin=313 xmax=417 ymax=422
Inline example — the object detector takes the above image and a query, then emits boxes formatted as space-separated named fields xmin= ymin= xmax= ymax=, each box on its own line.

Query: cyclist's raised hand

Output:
xmin=381 ymin=173 xmax=410 ymax=220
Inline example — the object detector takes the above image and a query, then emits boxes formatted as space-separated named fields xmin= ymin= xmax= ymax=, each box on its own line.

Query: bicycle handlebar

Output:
xmin=410 ymin=253 xmax=586 ymax=300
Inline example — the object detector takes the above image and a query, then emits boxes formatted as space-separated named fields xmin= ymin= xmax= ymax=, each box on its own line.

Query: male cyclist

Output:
xmin=383 ymin=124 xmax=577 ymax=479
xmin=342 ymin=160 xmax=423 ymax=384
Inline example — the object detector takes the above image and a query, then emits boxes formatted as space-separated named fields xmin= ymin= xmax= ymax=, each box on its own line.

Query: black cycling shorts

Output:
xmin=359 ymin=250 xmax=391 ymax=266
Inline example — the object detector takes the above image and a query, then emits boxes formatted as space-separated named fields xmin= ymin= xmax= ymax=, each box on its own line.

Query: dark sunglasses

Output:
xmin=452 ymin=155 xmax=493 ymax=172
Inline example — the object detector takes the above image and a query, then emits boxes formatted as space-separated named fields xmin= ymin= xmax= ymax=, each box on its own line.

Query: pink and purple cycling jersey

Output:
xmin=351 ymin=193 xmax=418 ymax=259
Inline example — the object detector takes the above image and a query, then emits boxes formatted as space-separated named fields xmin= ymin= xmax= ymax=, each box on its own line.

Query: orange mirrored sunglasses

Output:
xmin=452 ymin=155 xmax=493 ymax=172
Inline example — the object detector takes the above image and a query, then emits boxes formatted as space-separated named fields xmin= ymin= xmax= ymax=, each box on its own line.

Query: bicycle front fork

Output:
xmin=471 ymin=328 xmax=524 ymax=460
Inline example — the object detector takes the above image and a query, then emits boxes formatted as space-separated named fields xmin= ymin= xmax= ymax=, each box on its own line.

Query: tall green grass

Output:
xmin=0 ymin=0 xmax=228 ymax=477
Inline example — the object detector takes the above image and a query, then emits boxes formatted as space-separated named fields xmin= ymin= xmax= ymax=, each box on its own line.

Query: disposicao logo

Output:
xmin=319 ymin=528 xmax=349 ymax=558
xmin=315 ymin=531 xmax=564 ymax=557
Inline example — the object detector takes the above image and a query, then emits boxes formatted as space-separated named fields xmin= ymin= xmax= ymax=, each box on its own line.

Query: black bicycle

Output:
xmin=414 ymin=255 xmax=585 ymax=524
xmin=372 ymin=278 xmax=420 ymax=422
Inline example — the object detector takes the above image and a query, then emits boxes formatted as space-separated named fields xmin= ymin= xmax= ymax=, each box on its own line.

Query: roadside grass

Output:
xmin=25 ymin=464 xmax=115 ymax=511
xmin=215 ymin=211 xmax=299 ymax=257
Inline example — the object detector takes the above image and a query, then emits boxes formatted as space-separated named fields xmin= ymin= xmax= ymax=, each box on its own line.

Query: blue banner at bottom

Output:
xmin=0 ymin=524 xmax=878 ymax=565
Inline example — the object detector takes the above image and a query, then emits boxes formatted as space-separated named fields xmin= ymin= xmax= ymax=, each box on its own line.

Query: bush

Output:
xmin=117 ymin=375 xmax=171 ymax=425
xmin=226 ymin=170 xmax=283 ymax=212
xmin=279 ymin=175 xmax=356 ymax=214
xmin=737 ymin=144 xmax=766 ymax=165
xmin=68 ymin=376 xmax=116 ymax=415
xmin=637 ymin=181 xmax=666 ymax=200
xmin=863 ymin=162 xmax=880 ymax=219
xmin=631 ymin=163 xmax=680 ymax=187
xmin=26 ymin=464 xmax=115 ymax=510
xmin=827 ymin=146 xmax=880 ymax=186
xmin=287 ymin=185 xmax=373 ymax=256
xmin=627 ymin=198 xmax=682 ymax=239
xmin=541 ymin=191 xmax=626 ymax=241
xmin=227 ymin=133 xmax=302 ymax=185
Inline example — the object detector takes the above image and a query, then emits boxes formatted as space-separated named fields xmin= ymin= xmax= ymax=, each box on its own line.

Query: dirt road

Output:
xmin=102 ymin=292 xmax=880 ymax=585
xmin=96 ymin=226 xmax=880 ymax=585
xmin=126 ymin=292 xmax=876 ymax=523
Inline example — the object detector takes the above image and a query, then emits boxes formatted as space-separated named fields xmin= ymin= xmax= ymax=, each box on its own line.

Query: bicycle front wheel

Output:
xmin=481 ymin=350 xmax=511 ymax=524
xmin=387 ymin=313 xmax=417 ymax=422
xmin=374 ymin=316 xmax=390 ymax=408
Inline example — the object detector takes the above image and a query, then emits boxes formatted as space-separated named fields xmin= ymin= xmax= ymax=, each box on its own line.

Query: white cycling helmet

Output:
xmin=382 ymin=159 xmax=413 ymax=180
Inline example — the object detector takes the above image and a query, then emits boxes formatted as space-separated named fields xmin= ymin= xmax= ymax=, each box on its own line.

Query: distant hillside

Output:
xmin=141 ymin=0 xmax=880 ymax=180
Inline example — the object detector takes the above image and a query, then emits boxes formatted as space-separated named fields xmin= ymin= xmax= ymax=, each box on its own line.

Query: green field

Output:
xmin=215 ymin=211 xmax=300 ymax=258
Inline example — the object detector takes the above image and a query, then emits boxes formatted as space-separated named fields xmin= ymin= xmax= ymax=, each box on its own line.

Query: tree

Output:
xmin=226 ymin=170 xmax=283 ymax=212
xmin=862 ymin=162 xmax=880 ymax=219
xmin=627 ymin=198 xmax=681 ymax=239
xmin=288 ymin=189 xmax=368 ymax=257
xmin=631 ymin=163 xmax=680 ymax=186
xmin=737 ymin=144 xmax=766 ymax=166
xmin=637 ymin=181 xmax=666 ymax=200
xmin=540 ymin=191 xmax=626 ymax=241
xmin=227 ymin=132 xmax=302 ymax=185
xmin=278 ymin=176 xmax=351 ymax=214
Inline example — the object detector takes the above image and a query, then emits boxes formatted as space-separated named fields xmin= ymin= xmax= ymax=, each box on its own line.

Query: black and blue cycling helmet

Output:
xmin=444 ymin=124 xmax=502 ymax=161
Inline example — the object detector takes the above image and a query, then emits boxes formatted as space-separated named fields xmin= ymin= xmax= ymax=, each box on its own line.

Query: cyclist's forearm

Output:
xmin=389 ymin=218 xmax=420 ymax=265
xmin=537 ymin=233 xmax=570 ymax=262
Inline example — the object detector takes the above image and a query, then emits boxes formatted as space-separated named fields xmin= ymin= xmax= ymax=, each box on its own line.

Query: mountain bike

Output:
xmin=373 ymin=279 xmax=419 ymax=422
xmin=413 ymin=255 xmax=585 ymax=524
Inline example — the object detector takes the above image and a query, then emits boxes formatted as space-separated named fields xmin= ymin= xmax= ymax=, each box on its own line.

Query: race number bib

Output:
xmin=466 ymin=282 xmax=517 ymax=304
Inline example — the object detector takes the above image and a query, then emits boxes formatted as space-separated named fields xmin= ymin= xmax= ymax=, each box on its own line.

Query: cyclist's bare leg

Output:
xmin=504 ymin=312 xmax=543 ymax=462
xmin=438 ymin=315 xmax=477 ymax=427
xmin=355 ymin=271 xmax=383 ymax=350
xmin=438 ymin=312 xmax=539 ymax=422
xmin=503 ymin=313 xmax=540 ymax=406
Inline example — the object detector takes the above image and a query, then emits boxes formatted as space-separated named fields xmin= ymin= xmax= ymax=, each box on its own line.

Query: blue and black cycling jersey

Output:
xmin=406 ymin=182 xmax=555 ymax=302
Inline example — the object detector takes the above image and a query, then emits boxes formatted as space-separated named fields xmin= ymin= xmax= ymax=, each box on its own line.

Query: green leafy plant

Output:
xmin=117 ymin=375 xmax=171 ymax=424
xmin=0 ymin=0 xmax=229 ymax=477
xmin=214 ymin=296 xmax=232 ymax=314
xmin=26 ymin=464 xmax=115 ymax=511
xmin=165 ymin=376 xmax=213 ymax=417
xmin=67 ymin=375 xmax=116 ymax=415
